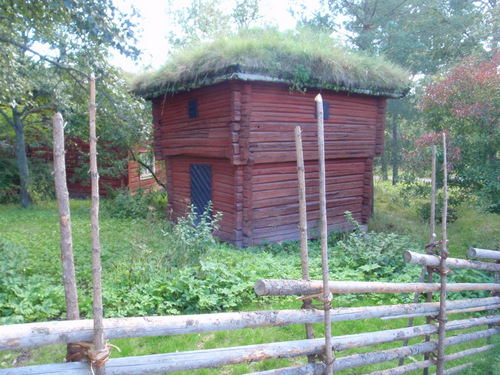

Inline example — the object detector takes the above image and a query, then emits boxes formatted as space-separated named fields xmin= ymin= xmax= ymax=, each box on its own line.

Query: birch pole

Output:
xmin=295 ymin=126 xmax=315 ymax=363
xmin=436 ymin=133 xmax=449 ymax=375
xmin=52 ymin=112 xmax=80 ymax=321
xmin=89 ymin=73 xmax=106 ymax=375
xmin=315 ymin=94 xmax=334 ymax=373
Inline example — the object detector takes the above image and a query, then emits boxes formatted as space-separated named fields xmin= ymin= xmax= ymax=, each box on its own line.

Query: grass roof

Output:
xmin=131 ymin=29 xmax=410 ymax=99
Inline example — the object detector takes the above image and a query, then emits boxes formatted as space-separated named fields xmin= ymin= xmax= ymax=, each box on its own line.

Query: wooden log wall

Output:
xmin=166 ymin=156 xmax=236 ymax=243
xmin=64 ymin=139 xmax=128 ymax=197
xmin=151 ymin=80 xmax=388 ymax=245
xmin=151 ymin=83 xmax=233 ymax=161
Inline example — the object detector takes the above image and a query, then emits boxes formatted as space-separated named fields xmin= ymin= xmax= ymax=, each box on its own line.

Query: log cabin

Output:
xmin=29 ymin=139 xmax=165 ymax=197
xmin=132 ymin=29 xmax=409 ymax=247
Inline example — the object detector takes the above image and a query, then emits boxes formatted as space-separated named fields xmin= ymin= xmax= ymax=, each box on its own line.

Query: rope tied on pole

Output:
xmin=66 ymin=342 xmax=121 ymax=374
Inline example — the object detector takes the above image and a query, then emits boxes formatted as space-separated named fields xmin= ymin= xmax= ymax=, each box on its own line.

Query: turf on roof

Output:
xmin=131 ymin=29 xmax=410 ymax=99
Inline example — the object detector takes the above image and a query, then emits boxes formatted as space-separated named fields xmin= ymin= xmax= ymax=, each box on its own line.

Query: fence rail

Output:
xmin=1 ymin=247 xmax=499 ymax=374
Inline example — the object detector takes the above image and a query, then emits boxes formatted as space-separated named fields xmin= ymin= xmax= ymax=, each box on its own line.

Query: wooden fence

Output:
xmin=0 ymin=247 xmax=499 ymax=374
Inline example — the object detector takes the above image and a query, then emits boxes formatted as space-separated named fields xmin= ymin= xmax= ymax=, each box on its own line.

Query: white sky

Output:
xmin=112 ymin=0 xmax=317 ymax=73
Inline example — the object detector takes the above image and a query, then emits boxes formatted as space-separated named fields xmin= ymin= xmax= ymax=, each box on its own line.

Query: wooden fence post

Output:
xmin=52 ymin=112 xmax=81 ymax=363
xmin=295 ymin=126 xmax=316 ymax=363
xmin=52 ymin=112 xmax=80 ymax=321
xmin=315 ymin=94 xmax=334 ymax=373
xmin=436 ymin=133 xmax=449 ymax=375
xmin=89 ymin=72 xmax=107 ymax=375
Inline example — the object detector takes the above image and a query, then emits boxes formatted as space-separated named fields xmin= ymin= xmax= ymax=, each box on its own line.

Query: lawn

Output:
xmin=0 ymin=182 xmax=499 ymax=373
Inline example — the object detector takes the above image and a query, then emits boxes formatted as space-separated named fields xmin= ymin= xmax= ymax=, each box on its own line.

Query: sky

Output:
xmin=112 ymin=0 xmax=314 ymax=73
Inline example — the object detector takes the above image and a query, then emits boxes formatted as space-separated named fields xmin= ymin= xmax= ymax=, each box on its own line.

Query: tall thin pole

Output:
xmin=89 ymin=73 xmax=106 ymax=375
xmin=398 ymin=146 xmax=438 ymax=369
xmin=436 ymin=134 xmax=449 ymax=375
xmin=295 ymin=126 xmax=315 ymax=362
xmin=316 ymin=94 xmax=334 ymax=373
xmin=52 ymin=112 xmax=80 ymax=321
xmin=424 ymin=145 xmax=438 ymax=375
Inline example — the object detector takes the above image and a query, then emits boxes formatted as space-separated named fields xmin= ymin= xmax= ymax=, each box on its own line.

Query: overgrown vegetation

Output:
xmin=1 ymin=183 xmax=499 ymax=372
xmin=131 ymin=28 xmax=410 ymax=98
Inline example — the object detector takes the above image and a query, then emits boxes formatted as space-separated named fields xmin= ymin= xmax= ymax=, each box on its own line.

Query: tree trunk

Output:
xmin=380 ymin=151 xmax=388 ymax=181
xmin=392 ymin=121 xmax=399 ymax=185
xmin=12 ymin=108 xmax=33 ymax=207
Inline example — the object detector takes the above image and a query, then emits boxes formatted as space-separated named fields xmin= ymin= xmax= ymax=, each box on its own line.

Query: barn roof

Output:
xmin=131 ymin=29 xmax=410 ymax=100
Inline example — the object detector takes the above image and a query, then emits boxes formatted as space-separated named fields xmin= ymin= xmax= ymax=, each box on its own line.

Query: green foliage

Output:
xmin=168 ymin=203 xmax=222 ymax=268
xmin=103 ymin=188 xmax=168 ymax=220
xmin=0 ymin=241 xmax=65 ymax=324
xmin=0 ymin=151 xmax=19 ymax=204
xmin=330 ymin=212 xmax=422 ymax=286
xmin=0 ymin=0 xmax=149 ymax=207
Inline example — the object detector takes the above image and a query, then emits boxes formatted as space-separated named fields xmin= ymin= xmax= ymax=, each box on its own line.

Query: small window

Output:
xmin=188 ymin=99 xmax=199 ymax=118
xmin=139 ymin=152 xmax=155 ymax=180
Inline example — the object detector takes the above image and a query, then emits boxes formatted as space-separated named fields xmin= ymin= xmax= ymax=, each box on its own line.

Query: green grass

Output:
xmin=131 ymin=28 xmax=410 ymax=99
xmin=1 ymin=185 xmax=499 ymax=374
xmin=370 ymin=180 xmax=500 ymax=258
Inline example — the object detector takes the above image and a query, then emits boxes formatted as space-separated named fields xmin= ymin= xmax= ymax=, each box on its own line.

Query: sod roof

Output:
xmin=131 ymin=29 xmax=410 ymax=100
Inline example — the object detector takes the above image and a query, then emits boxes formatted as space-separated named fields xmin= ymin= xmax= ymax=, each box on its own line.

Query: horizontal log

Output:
xmin=467 ymin=248 xmax=500 ymax=261
xmin=382 ymin=303 xmax=500 ymax=320
xmin=403 ymin=251 xmax=500 ymax=272
xmin=366 ymin=345 xmax=494 ymax=375
xmin=438 ymin=363 xmax=474 ymax=375
xmin=3 ymin=322 xmax=497 ymax=375
xmin=254 ymin=279 xmax=500 ymax=296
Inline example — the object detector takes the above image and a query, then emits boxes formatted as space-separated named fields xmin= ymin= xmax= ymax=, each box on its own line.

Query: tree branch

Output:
xmin=128 ymin=147 xmax=167 ymax=190
xmin=0 ymin=106 xmax=15 ymax=128
xmin=0 ymin=36 xmax=89 ymax=79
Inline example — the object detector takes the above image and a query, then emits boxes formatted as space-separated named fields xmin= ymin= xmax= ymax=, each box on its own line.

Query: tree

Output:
xmin=420 ymin=52 xmax=500 ymax=212
xmin=168 ymin=0 xmax=262 ymax=47
xmin=292 ymin=0 xmax=490 ymax=183
xmin=0 ymin=0 xmax=148 ymax=207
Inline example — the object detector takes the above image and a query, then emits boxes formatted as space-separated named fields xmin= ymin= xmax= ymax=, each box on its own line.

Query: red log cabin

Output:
xmin=33 ymin=138 xmax=166 ymax=197
xmin=133 ymin=31 xmax=408 ymax=247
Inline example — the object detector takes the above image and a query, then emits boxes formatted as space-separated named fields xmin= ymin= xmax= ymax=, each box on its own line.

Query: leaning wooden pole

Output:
xmin=52 ymin=112 xmax=81 ymax=362
xmin=436 ymin=133 xmax=449 ymax=375
xmin=294 ymin=126 xmax=315 ymax=361
xmin=89 ymin=73 xmax=106 ymax=375
xmin=315 ymin=94 xmax=334 ymax=373
xmin=52 ymin=112 xmax=80 ymax=321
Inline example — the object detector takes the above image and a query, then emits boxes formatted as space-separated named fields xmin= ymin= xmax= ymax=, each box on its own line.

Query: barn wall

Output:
xmin=153 ymin=81 xmax=387 ymax=247
xmin=242 ymin=82 xmax=385 ymax=245
xmin=248 ymin=82 xmax=381 ymax=164
xmin=64 ymin=139 xmax=128 ymax=197
xmin=165 ymin=156 xmax=237 ymax=244
xmin=151 ymin=83 xmax=233 ymax=160
xmin=247 ymin=160 xmax=365 ymax=245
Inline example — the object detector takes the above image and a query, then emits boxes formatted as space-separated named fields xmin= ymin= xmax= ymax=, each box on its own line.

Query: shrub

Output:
xmin=330 ymin=212 xmax=422 ymax=284
xmin=103 ymin=187 xmax=168 ymax=220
